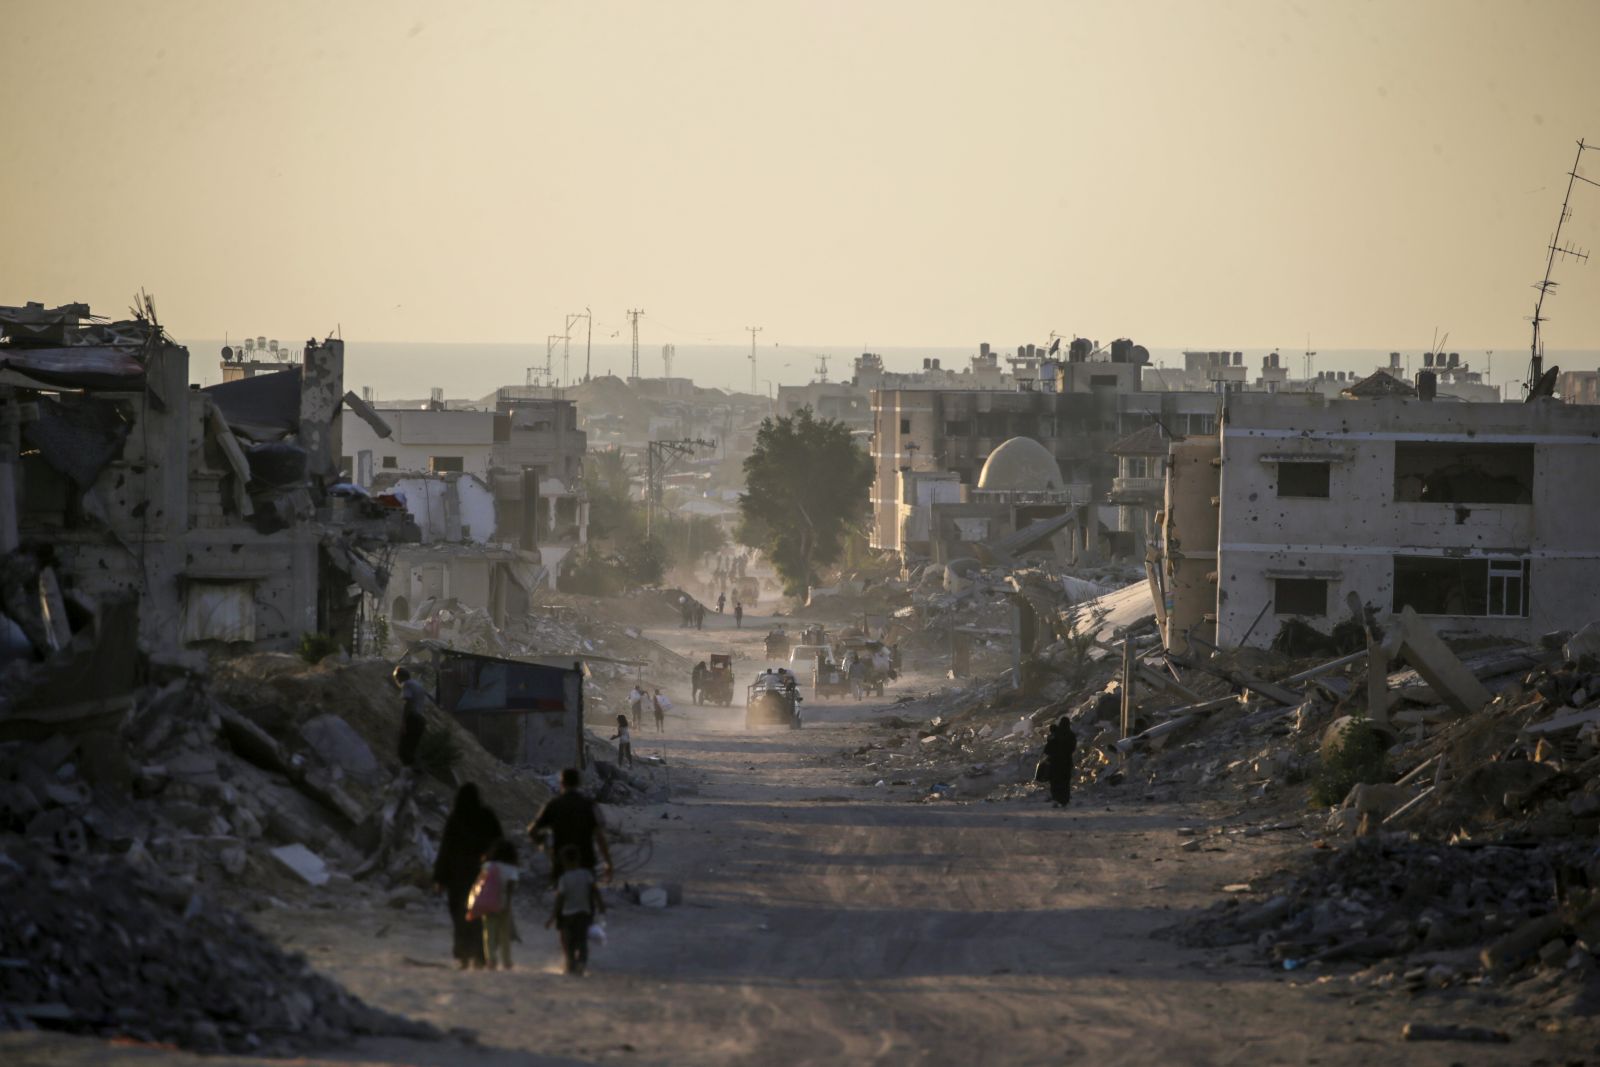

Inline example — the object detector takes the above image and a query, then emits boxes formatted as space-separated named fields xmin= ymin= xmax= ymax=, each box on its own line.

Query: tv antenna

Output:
xmin=1303 ymin=335 xmax=1316 ymax=380
xmin=1527 ymin=138 xmax=1596 ymax=395
xmin=814 ymin=354 xmax=830 ymax=382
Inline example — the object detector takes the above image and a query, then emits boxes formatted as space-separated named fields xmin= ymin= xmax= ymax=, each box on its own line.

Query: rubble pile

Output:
xmin=1 ymin=654 xmax=552 ymax=911
xmin=1382 ymin=656 xmax=1600 ymax=841
xmin=0 ymin=839 xmax=436 ymax=1054
xmin=1177 ymin=836 xmax=1600 ymax=1019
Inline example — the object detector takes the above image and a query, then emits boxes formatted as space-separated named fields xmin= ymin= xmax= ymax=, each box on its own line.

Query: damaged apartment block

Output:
xmin=0 ymin=300 xmax=417 ymax=718
xmin=1158 ymin=384 xmax=1600 ymax=652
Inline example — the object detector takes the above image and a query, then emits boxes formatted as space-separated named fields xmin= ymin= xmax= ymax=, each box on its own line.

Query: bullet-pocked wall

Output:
xmin=1212 ymin=393 xmax=1600 ymax=649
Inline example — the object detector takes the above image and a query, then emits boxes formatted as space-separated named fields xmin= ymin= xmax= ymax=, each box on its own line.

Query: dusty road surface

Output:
xmin=7 ymin=608 xmax=1594 ymax=1066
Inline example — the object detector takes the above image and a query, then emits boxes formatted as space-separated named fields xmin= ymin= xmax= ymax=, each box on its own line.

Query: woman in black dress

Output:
xmin=432 ymin=782 xmax=504 ymax=968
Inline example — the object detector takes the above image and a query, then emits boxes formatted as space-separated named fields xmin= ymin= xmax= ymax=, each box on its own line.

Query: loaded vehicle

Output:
xmin=745 ymin=670 xmax=802 ymax=730
xmin=764 ymin=627 xmax=790 ymax=659
xmin=701 ymin=653 xmax=735 ymax=706
xmin=736 ymin=576 xmax=760 ymax=606
xmin=812 ymin=654 xmax=852 ymax=701
xmin=789 ymin=644 xmax=829 ymax=673
xmin=834 ymin=637 xmax=898 ymax=698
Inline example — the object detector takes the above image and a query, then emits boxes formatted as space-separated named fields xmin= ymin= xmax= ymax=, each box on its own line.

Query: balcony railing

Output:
xmin=1111 ymin=475 xmax=1165 ymax=498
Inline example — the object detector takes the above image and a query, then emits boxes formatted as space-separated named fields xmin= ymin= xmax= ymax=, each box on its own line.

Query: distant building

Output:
xmin=337 ymin=386 xmax=589 ymax=591
xmin=1558 ymin=370 xmax=1600 ymax=405
xmin=870 ymin=338 xmax=1227 ymax=562
xmin=1107 ymin=423 xmax=1170 ymax=560
xmin=779 ymin=347 xmax=1018 ymax=433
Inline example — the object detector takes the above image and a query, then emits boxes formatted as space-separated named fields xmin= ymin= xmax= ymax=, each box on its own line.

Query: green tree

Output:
xmin=583 ymin=447 xmax=640 ymax=542
xmin=654 ymin=511 xmax=729 ymax=569
xmin=737 ymin=408 xmax=873 ymax=597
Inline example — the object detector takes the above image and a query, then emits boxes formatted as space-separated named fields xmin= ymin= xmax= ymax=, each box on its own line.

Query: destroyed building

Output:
xmin=337 ymin=385 xmax=589 ymax=594
xmin=0 ymin=302 xmax=408 ymax=707
xmin=1158 ymin=390 xmax=1600 ymax=651
xmin=870 ymin=339 xmax=1226 ymax=563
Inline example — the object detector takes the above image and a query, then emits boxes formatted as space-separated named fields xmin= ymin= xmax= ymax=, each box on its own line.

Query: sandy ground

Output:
xmin=7 ymin=607 xmax=1596 ymax=1066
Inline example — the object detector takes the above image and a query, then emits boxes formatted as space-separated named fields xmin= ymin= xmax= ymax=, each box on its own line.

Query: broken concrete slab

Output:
xmin=1342 ymin=782 xmax=1410 ymax=819
xmin=1565 ymin=621 xmax=1600 ymax=665
xmin=269 ymin=843 xmax=331 ymax=887
xmin=299 ymin=714 xmax=381 ymax=783
xmin=1522 ymin=706 xmax=1600 ymax=737
xmin=1382 ymin=606 xmax=1492 ymax=717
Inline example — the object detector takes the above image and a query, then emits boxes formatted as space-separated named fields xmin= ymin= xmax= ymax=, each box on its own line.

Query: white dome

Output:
xmin=977 ymin=437 xmax=1062 ymax=491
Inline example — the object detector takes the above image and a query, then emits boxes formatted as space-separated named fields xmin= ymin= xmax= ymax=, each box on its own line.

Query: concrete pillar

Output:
xmin=1162 ymin=437 xmax=1221 ymax=653
xmin=299 ymin=338 xmax=345 ymax=482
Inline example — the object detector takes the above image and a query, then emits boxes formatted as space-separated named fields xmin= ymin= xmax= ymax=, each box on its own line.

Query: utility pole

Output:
xmin=645 ymin=437 xmax=717 ymax=536
xmin=564 ymin=311 xmax=589 ymax=387
xmin=627 ymin=309 xmax=645 ymax=380
xmin=545 ymin=334 xmax=565 ymax=384
xmin=584 ymin=305 xmax=593 ymax=382
xmin=746 ymin=325 xmax=762 ymax=395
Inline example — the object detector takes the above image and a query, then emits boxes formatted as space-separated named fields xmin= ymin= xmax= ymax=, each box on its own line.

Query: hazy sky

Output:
xmin=4 ymin=0 xmax=1599 ymax=359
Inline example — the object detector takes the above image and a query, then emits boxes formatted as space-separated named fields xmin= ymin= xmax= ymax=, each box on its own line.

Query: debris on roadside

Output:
xmin=0 ymin=839 xmax=436 ymax=1055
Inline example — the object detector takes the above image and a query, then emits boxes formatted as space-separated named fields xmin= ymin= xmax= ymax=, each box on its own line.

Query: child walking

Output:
xmin=469 ymin=838 xmax=520 ymax=970
xmin=610 ymin=714 xmax=633 ymax=766
xmin=546 ymin=844 xmax=604 ymax=975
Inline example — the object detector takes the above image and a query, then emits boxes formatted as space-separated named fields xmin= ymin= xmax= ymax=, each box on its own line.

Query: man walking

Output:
xmin=393 ymin=666 xmax=429 ymax=770
xmin=527 ymin=768 xmax=615 ymax=883
xmin=734 ymin=600 xmax=744 ymax=629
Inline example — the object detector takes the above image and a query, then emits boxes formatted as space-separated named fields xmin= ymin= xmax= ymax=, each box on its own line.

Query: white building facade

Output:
xmin=1171 ymin=393 xmax=1600 ymax=649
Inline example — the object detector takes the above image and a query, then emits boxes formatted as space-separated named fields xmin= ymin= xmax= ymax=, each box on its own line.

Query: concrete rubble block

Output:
xmin=219 ymin=843 xmax=248 ymax=877
xmin=1325 ymin=809 xmax=1361 ymax=835
xmin=270 ymin=843 xmax=331 ymax=887
xmin=1565 ymin=622 xmax=1600 ymax=666
xmin=74 ymin=729 xmax=133 ymax=791
xmin=1481 ymin=912 xmax=1568 ymax=974
xmin=298 ymin=714 xmax=381 ymax=784
xmin=0 ymin=780 xmax=43 ymax=821
xmin=27 ymin=733 xmax=77 ymax=774
xmin=228 ymin=803 xmax=265 ymax=839
xmin=216 ymin=709 xmax=291 ymax=775
xmin=1385 ymin=606 xmax=1493 ymax=717
xmin=1524 ymin=706 xmax=1600 ymax=738
xmin=40 ymin=780 xmax=90 ymax=809
xmin=1342 ymin=782 xmax=1411 ymax=819
xmin=164 ymin=750 xmax=221 ymax=785
xmin=296 ymin=766 xmax=367 ymax=827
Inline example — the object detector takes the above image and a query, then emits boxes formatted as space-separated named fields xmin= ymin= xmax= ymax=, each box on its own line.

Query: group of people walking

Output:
xmin=432 ymin=769 xmax=613 ymax=976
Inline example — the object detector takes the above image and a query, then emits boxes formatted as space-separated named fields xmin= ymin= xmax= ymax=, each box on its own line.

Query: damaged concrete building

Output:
xmin=0 ymin=301 xmax=411 ymax=712
xmin=1158 ymin=390 xmax=1600 ymax=652
xmin=871 ymin=339 xmax=1225 ymax=564
xmin=336 ymin=386 xmax=589 ymax=598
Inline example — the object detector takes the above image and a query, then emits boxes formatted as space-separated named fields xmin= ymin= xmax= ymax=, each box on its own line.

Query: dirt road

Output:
xmin=7 ymin=608 xmax=1591 ymax=1065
